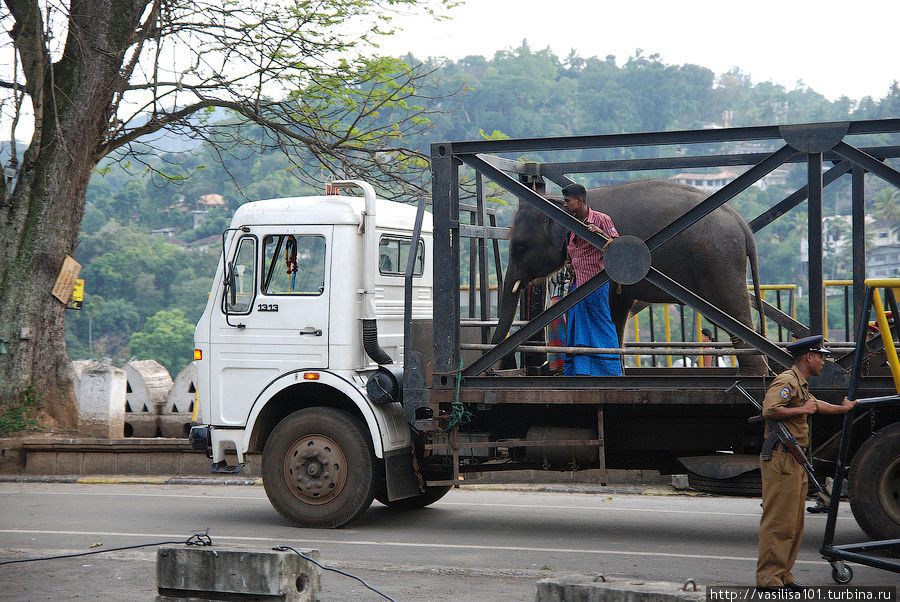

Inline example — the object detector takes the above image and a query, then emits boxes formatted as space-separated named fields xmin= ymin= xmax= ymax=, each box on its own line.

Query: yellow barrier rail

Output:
xmin=866 ymin=279 xmax=900 ymax=393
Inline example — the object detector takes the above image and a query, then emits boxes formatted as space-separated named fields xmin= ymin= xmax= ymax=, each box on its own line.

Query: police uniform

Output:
xmin=756 ymin=336 xmax=829 ymax=588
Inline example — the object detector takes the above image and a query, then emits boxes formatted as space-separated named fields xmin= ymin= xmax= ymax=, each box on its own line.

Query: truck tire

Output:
xmin=849 ymin=423 xmax=900 ymax=541
xmin=687 ymin=471 xmax=761 ymax=496
xmin=376 ymin=485 xmax=453 ymax=510
xmin=262 ymin=407 xmax=375 ymax=529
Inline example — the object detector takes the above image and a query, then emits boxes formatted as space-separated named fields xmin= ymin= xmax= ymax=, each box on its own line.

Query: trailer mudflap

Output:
xmin=384 ymin=447 xmax=422 ymax=501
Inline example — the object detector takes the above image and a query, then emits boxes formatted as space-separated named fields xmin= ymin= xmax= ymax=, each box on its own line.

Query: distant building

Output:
xmin=197 ymin=193 xmax=227 ymax=209
xmin=670 ymin=171 xmax=738 ymax=192
xmin=868 ymin=244 xmax=900 ymax=278
xmin=150 ymin=227 xmax=177 ymax=238
xmin=870 ymin=219 xmax=900 ymax=247
xmin=186 ymin=234 xmax=220 ymax=252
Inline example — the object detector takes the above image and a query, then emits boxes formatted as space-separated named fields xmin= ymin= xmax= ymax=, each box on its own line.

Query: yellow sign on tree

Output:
xmin=67 ymin=279 xmax=84 ymax=310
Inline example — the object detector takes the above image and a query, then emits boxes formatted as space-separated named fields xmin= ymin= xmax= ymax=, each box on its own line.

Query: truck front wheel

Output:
xmin=262 ymin=407 xmax=375 ymax=528
xmin=849 ymin=422 xmax=900 ymax=541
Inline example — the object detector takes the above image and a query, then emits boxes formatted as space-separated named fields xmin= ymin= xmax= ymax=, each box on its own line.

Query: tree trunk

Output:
xmin=0 ymin=0 xmax=150 ymax=425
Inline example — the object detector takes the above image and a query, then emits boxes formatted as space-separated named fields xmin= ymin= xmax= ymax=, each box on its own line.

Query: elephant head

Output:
xmin=490 ymin=199 xmax=569 ymax=346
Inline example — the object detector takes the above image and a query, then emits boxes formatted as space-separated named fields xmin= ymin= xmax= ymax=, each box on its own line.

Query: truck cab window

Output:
xmin=225 ymin=236 xmax=256 ymax=314
xmin=378 ymin=236 xmax=424 ymax=277
xmin=263 ymin=235 xmax=326 ymax=295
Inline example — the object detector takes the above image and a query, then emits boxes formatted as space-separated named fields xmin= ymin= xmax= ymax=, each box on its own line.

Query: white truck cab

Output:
xmin=190 ymin=181 xmax=434 ymax=527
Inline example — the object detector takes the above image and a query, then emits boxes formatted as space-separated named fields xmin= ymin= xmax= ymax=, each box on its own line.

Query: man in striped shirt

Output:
xmin=561 ymin=183 xmax=622 ymax=376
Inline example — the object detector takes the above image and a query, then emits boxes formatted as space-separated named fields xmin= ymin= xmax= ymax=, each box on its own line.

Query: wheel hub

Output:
xmin=283 ymin=434 xmax=347 ymax=505
xmin=877 ymin=456 xmax=900 ymax=525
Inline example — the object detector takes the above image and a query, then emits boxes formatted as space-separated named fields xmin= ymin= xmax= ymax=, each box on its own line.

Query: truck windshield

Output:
xmin=262 ymin=235 xmax=326 ymax=295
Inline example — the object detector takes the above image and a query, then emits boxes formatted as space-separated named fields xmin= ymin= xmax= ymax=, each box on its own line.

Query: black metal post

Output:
xmin=430 ymin=144 xmax=460 ymax=385
xmin=476 ymin=175 xmax=491 ymax=344
xmin=852 ymin=165 xmax=866 ymax=338
xmin=822 ymin=286 xmax=874 ymax=549
xmin=468 ymin=208 xmax=476 ymax=319
xmin=776 ymin=291 xmax=784 ymax=342
xmin=808 ymin=152 xmax=824 ymax=337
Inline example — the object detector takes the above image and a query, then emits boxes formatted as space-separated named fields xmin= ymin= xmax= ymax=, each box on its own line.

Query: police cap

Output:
xmin=787 ymin=335 xmax=831 ymax=358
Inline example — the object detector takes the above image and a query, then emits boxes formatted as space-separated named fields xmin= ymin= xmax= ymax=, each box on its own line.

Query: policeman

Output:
xmin=756 ymin=335 xmax=857 ymax=590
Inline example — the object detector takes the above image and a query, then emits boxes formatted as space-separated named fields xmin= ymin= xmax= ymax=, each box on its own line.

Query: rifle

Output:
xmin=726 ymin=381 xmax=827 ymax=497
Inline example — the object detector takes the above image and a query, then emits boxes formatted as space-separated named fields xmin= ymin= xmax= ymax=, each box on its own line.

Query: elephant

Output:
xmin=491 ymin=179 xmax=769 ymax=375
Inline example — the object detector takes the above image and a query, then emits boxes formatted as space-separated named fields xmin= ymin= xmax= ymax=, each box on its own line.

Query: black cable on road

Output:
xmin=0 ymin=531 xmax=212 ymax=566
xmin=274 ymin=544 xmax=397 ymax=602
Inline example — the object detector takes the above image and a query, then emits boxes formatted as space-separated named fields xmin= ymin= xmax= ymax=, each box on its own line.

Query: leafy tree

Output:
xmin=129 ymin=309 xmax=195 ymax=376
xmin=0 ymin=0 xmax=452 ymax=424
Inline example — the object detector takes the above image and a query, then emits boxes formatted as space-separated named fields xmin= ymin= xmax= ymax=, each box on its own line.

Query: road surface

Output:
xmin=1 ymin=482 xmax=897 ymax=600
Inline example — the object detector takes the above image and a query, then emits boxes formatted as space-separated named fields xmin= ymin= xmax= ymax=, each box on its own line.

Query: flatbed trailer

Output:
xmin=406 ymin=118 xmax=900 ymax=537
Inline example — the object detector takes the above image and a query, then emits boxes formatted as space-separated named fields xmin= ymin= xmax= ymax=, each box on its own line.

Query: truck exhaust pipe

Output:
xmin=362 ymin=318 xmax=393 ymax=366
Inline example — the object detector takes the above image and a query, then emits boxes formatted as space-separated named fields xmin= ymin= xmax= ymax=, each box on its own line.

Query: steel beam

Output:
xmin=445 ymin=119 xmax=900 ymax=155
xmin=534 ymin=146 xmax=900 ymax=177
xmin=852 ymin=166 xmax=866 ymax=333
xmin=644 ymin=145 xmax=797 ymax=251
xmin=430 ymin=145 xmax=460 ymax=382
xmin=808 ymin=153 xmax=825 ymax=336
xmin=833 ymin=142 xmax=900 ymax=187
xmin=458 ymin=153 xmax=610 ymax=252
xmin=461 ymin=269 xmax=611 ymax=376
xmin=749 ymin=159 xmax=852 ymax=232
xmin=643 ymin=267 xmax=794 ymax=367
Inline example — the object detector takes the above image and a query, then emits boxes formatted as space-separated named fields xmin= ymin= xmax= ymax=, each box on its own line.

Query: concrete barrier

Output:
xmin=159 ymin=363 xmax=196 ymax=438
xmin=72 ymin=361 xmax=127 ymax=438
xmin=156 ymin=545 xmax=321 ymax=601
xmin=535 ymin=576 xmax=705 ymax=602
xmin=124 ymin=360 xmax=172 ymax=437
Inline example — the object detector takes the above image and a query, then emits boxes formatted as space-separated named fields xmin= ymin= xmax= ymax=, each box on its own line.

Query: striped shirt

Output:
xmin=567 ymin=208 xmax=619 ymax=285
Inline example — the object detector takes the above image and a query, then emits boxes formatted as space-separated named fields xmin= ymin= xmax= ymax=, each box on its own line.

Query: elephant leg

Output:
xmin=720 ymin=294 xmax=770 ymax=376
xmin=609 ymin=290 xmax=635 ymax=348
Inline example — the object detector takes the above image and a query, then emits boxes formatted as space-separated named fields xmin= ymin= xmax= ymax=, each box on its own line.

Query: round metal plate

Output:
xmin=283 ymin=434 xmax=348 ymax=505
xmin=603 ymin=235 xmax=651 ymax=285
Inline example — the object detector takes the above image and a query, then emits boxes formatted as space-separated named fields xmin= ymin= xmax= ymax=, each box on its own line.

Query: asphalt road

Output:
xmin=1 ymin=482 xmax=898 ymax=600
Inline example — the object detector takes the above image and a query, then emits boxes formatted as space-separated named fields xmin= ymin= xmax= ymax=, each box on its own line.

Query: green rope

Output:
xmin=447 ymin=358 xmax=472 ymax=429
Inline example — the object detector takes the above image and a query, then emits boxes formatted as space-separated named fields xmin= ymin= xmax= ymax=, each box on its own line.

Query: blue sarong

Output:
xmin=564 ymin=281 xmax=622 ymax=376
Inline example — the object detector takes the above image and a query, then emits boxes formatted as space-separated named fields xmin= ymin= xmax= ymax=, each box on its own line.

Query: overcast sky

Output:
xmin=378 ymin=0 xmax=899 ymax=102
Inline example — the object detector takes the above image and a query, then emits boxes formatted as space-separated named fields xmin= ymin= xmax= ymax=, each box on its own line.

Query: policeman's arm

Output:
xmin=814 ymin=397 xmax=858 ymax=414
xmin=765 ymin=399 xmax=818 ymax=418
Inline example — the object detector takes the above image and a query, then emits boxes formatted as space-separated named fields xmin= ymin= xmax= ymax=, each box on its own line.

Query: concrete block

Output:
xmin=125 ymin=414 xmax=159 ymax=438
xmin=536 ymin=576 xmax=705 ymax=602
xmin=125 ymin=360 xmax=173 ymax=417
xmin=83 ymin=452 xmax=117 ymax=474
xmin=158 ymin=414 xmax=192 ymax=439
xmin=75 ymin=362 xmax=127 ymax=438
xmin=181 ymin=452 xmax=214 ymax=475
xmin=156 ymin=545 xmax=321 ymax=601
xmin=165 ymin=363 xmax=196 ymax=415
xmin=115 ymin=452 xmax=148 ymax=474
xmin=148 ymin=451 xmax=182 ymax=475
xmin=25 ymin=451 xmax=57 ymax=474
xmin=55 ymin=452 xmax=83 ymax=475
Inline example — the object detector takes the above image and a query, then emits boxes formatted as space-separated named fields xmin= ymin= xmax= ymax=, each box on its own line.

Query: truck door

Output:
xmin=210 ymin=226 xmax=332 ymax=425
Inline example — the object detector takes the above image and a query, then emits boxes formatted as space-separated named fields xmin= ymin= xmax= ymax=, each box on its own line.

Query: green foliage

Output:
xmin=0 ymin=386 xmax=46 ymax=436
xmin=129 ymin=309 xmax=196 ymax=376
xmin=67 ymin=43 xmax=898 ymax=372
xmin=67 ymin=225 xmax=215 ymax=363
